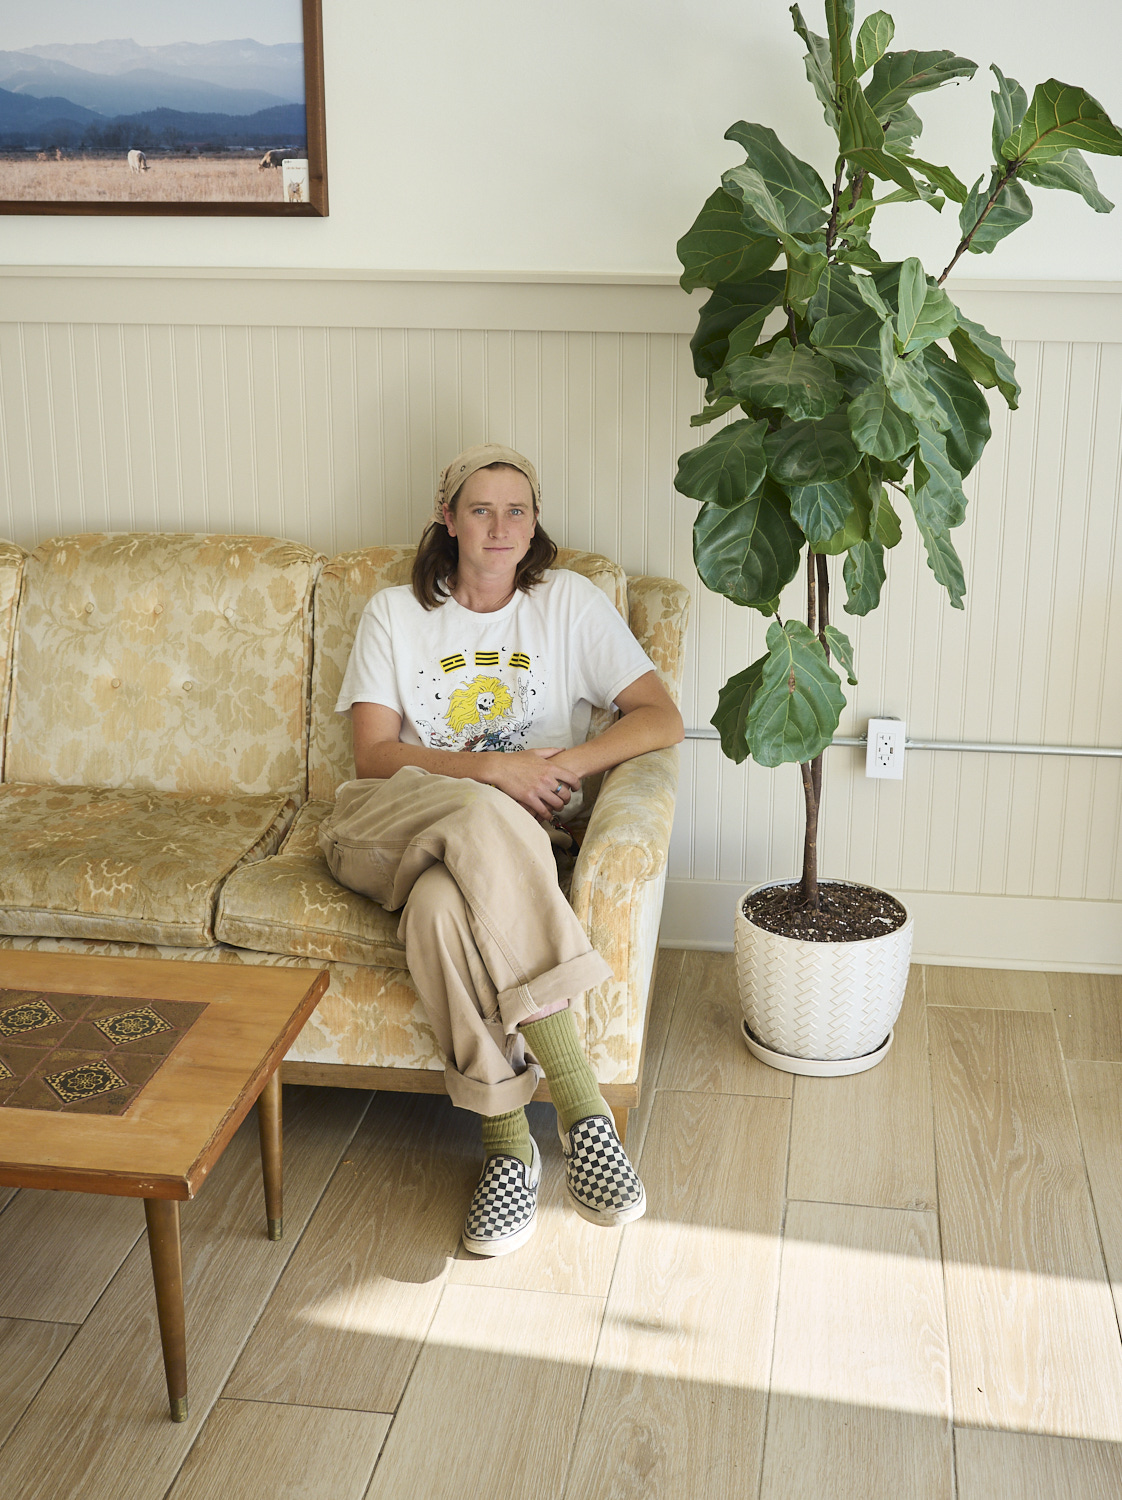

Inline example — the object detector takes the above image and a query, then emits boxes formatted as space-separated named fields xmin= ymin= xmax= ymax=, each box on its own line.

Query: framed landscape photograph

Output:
xmin=0 ymin=0 xmax=327 ymax=215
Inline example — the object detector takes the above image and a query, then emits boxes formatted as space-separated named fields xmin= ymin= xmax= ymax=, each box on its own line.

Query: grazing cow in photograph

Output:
xmin=127 ymin=149 xmax=148 ymax=173
xmin=259 ymin=149 xmax=293 ymax=169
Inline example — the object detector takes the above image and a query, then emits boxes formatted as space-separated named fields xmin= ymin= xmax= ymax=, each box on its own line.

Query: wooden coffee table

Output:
xmin=0 ymin=951 xmax=328 ymax=1421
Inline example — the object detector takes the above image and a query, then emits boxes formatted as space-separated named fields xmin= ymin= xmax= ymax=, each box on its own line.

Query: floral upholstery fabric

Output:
xmin=215 ymin=799 xmax=407 ymax=967
xmin=0 ymin=541 xmax=26 ymax=780
xmin=307 ymin=546 xmax=630 ymax=802
xmin=5 ymin=533 xmax=322 ymax=795
xmin=627 ymin=575 xmax=690 ymax=705
xmin=0 ymin=783 xmax=295 ymax=946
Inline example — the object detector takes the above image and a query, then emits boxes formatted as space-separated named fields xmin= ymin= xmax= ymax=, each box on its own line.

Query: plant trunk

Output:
xmin=799 ymin=552 xmax=830 ymax=909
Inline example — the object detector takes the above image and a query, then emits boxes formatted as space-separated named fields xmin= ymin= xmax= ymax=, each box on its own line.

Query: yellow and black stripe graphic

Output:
xmin=474 ymin=651 xmax=500 ymax=667
xmin=508 ymin=651 xmax=531 ymax=671
xmin=440 ymin=653 xmax=466 ymax=673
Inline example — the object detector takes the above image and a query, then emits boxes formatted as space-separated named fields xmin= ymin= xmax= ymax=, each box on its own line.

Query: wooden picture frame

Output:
xmin=0 ymin=0 xmax=328 ymax=216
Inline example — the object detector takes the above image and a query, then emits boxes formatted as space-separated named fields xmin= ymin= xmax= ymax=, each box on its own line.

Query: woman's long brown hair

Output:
xmin=411 ymin=462 xmax=558 ymax=610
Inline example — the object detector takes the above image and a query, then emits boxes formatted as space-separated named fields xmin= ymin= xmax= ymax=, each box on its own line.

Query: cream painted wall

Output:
xmin=0 ymin=0 xmax=1120 ymax=276
xmin=1 ymin=272 xmax=1120 ymax=967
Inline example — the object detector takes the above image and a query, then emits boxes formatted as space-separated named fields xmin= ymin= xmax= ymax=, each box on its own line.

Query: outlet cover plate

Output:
xmin=866 ymin=717 xmax=906 ymax=779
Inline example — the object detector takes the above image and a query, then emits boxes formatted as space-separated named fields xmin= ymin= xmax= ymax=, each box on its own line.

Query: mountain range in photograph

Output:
xmin=0 ymin=38 xmax=306 ymax=149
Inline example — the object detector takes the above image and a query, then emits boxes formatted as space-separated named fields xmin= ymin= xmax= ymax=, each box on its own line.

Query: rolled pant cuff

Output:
xmin=444 ymin=1061 xmax=543 ymax=1117
xmin=497 ymin=949 xmax=614 ymax=1034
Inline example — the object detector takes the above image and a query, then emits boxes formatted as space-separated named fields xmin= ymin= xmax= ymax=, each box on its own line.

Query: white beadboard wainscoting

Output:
xmin=1 ymin=268 xmax=1120 ymax=968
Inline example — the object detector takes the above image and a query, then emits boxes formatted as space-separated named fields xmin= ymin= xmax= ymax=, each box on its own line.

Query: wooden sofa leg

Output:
xmin=611 ymin=1104 xmax=629 ymax=1145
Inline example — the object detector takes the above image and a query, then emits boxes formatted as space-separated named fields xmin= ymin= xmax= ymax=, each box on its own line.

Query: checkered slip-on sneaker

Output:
xmin=557 ymin=1114 xmax=646 ymax=1227
xmin=461 ymin=1136 xmax=542 ymax=1257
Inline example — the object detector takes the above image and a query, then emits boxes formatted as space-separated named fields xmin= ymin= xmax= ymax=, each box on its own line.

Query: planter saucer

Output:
xmin=740 ymin=1018 xmax=893 ymax=1077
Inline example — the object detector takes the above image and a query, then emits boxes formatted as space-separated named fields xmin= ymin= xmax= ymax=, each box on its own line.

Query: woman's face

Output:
xmin=443 ymin=466 xmax=537 ymax=579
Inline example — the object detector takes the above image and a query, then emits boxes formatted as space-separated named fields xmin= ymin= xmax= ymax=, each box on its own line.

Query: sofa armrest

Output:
xmin=567 ymin=745 xmax=680 ymax=1085
xmin=571 ymin=744 xmax=679 ymax=902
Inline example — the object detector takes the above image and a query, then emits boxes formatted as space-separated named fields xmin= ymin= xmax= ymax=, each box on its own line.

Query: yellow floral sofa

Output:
xmin=0 ymin=533 xmax=689 ymax=1134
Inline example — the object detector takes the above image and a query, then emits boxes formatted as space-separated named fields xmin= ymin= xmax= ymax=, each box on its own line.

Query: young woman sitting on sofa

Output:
xmin=319 ymin=442 xmax=683 ymax=1257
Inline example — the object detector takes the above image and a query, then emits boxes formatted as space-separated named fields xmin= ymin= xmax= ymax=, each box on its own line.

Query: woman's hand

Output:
xmin=476 ymin=749 xmax=581 ymax=818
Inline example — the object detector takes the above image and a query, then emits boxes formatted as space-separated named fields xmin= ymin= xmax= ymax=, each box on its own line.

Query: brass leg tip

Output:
xmin=267 ymin=1217 xmax=284 ymax=1240
xmin=170 ymin=1396 xmax=188 ymax=1422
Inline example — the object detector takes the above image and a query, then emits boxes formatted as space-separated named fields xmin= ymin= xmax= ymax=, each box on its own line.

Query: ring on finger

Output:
xmin=554 ymin=783 xmax=565 ymax=795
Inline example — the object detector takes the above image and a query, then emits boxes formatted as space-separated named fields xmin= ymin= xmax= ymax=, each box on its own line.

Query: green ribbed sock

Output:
xmin=521 ymin=1008 xmax=608 ymax=1133
xmin=480 ymin=1107 xmax=533 ymax=1168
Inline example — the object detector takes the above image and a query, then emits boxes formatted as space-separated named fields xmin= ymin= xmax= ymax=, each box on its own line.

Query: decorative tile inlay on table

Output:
xmin=45 ymin=1060 xmax=129 ymax=1104
xmin=0 ymin=989 xmax=207 ymax=1115
xmin=93 ymin=1006 xmax=173 ymax=1046
xmin=0 ymin=997 xmax=64 ymax=1036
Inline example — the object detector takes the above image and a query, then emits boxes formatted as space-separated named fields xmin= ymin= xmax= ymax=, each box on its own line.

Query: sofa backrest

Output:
xmin=5 ymin=533 xmax=322 ymax=796
xmin=0 ymin=541 xmax=26 ymax=781
xmin=307 ymin=546 xmax=629 ymax=802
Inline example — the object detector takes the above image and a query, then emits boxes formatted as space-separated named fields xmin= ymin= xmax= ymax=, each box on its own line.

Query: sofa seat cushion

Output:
xmin=215 ymin=800 xmax=407 ymax=966
xmin=0 ymin=783 xmax=296 ymax=946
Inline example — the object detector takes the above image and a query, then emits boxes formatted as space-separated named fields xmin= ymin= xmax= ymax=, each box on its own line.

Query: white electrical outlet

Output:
xmin=866 ymin=717 xmax=906 ymax=780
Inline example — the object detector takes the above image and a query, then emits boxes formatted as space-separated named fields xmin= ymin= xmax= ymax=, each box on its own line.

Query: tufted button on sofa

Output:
xmin=0 ymin=533 xmax=689 ymax=1136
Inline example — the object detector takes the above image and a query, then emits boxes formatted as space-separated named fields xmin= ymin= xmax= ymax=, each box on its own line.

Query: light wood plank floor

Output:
xmin=1 ymin=956 xmax=1121 ymax=1498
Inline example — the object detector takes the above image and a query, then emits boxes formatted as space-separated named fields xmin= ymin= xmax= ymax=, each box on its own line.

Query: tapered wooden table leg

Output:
xmin=257 ymin=1069 xmax=283 ymax=1240
xmin=143 ymin=1198 xmax=188 ymax=1422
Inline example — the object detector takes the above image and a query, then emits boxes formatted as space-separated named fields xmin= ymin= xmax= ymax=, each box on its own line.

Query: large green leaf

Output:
xmin=677 ymin=188 xmax=783 ymax=292
xmin=1021 ymin=150 xmax=1114 ymax=212
xmin=906 ymin=504 xmax=967 ymax=608
xmin=790 ymin=4 xmax=838 ymax=127
xmin=690 ymin=393 xmax=745 ymax=428
xmin=764 ymin=411 xmax=863 ymax=485
xmin=784 ymin=241 xmax=830 ymax=315
xmin=745 ymin=620 xmax=847 ymax=767
xmin=895 ymin=258 xmax=959 ymax=351
xmin=693 ymin=483 xmax=805 ymax=609
xmin=921 ymin=344 xmax=992 ymax=475
xmin=901 ymin=154 xmax=969 ymax=203
xmin=808 ymin=262 xmax=866 ymax=320
xmin=880 ymin=327 xmax=946 ymax=428
xmin=991 ymin=65 xmax=1028 ymax=160
xmin=847 ymin=378 xmax=918 ymax=460
xmin=883 ymin=102 xmax=923 ymax=154
xmin=689 ymin=275 xmax=787 ymax=382
xmin=823 ymin=0 xmax=857 ymax=96
xmin=948 ymin=312 xmax=1020 ymax=409
xmin=674 ymin=418 xmax=769 ymax=508
xmin=959 ymin=170 xmax=1033 ymax=254
xmin=723 ymin=122 xmax=831 ymax=238
xmin=865 ymin=50 xmax=978 ymax=121
xmin=810 ymin=307 xmax=884 ymax=381
xmin=854 ymin=11 xmax=894 ymax=75
xmin=823 ymin=624 xmax=858 ymax=684
xmin=912 ymin=422 xmax=968 ymax=532
xmin=788 ymin=475 xmax=862 ymax=548
xmin=727 ymin=343 xmax=845 ymax=420
xmin=842 ymin=537 xmax=886 ymax=615
xmin=838 ymin=80 xmax=920 ymax=193
xmin=711 ymin=655 xmax=767 ymax=764
xmin=817 ymin=479 xmax=874 ymax=554
xmin=1001 ymin=80 xmax=1122 ymax=163
xmin=874 ymin=486 xmax=903 ymax=547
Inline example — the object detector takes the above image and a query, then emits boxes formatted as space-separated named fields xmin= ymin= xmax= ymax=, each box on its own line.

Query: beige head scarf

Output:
xmin=433 ymin=443 xmax=541 ymax=524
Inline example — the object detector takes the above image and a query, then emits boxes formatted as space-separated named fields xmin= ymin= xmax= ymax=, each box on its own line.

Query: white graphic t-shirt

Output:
xmin=336 ymin=569 xmax=655 ymax=758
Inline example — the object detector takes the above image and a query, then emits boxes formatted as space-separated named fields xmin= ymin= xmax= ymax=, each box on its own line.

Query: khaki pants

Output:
xmin=317 ymin=767 xmax=612 ymax=1115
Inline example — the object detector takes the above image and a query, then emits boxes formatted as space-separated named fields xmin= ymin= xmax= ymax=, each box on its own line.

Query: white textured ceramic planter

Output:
xmin=735 ymin=878 xmax=913 ymax=1076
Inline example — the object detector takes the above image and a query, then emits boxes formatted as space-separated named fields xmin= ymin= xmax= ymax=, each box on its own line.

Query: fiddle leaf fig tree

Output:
xmin=675 ymin=1 xmax=1122 ymax=910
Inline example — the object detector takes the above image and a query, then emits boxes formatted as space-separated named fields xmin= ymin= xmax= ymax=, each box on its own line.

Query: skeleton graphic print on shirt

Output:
xmin=413 ymin=649 xmax=545 ymax=752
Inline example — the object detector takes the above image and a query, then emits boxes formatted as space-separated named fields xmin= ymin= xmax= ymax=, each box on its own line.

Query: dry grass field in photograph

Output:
xmin=0 ymin=154 xmax=288 ymax=204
